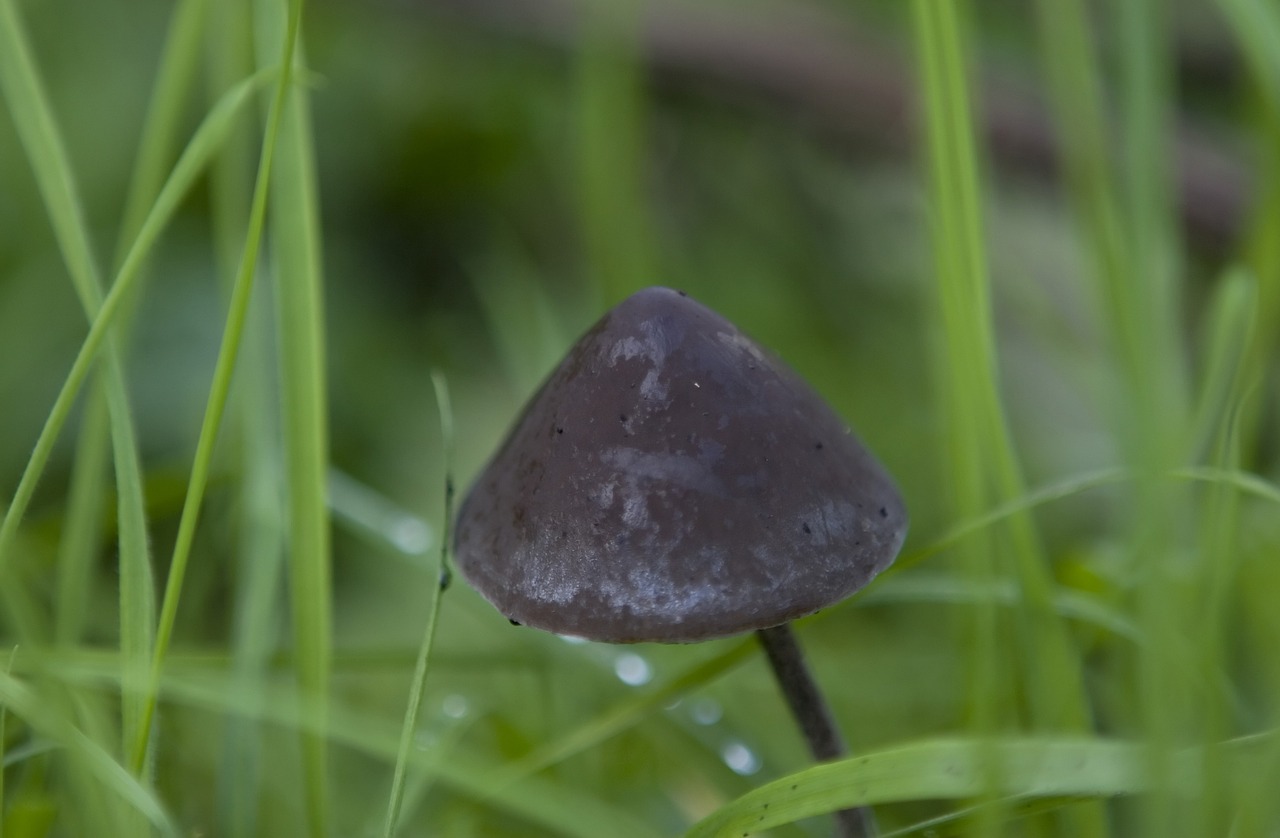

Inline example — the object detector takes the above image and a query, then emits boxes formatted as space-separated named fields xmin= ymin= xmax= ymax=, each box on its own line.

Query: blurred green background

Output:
xmin=1 ymin=0 xmax=1279 ymax=835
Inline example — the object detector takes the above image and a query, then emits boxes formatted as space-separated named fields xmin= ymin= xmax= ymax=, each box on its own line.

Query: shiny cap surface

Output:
xmin=454 ymin=287 xmax=907 ymax=643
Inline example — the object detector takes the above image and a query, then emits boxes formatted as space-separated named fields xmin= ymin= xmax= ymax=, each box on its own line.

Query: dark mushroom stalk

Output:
xmin=758 ymin=623 xmax=875 ymax=837
xmin=454 ymin=288 xmax=906 ymax=837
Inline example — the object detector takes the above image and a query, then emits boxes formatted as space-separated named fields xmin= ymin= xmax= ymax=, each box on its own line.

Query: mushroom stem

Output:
xmin=757 ymin=623 xmax=876 ymax=838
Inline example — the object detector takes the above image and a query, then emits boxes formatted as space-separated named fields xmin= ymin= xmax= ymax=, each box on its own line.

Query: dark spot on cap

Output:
xmin=453 ymin=287 xmax=908 ymax=643
xmin=508 ymin=619 xmax=522 ymax=627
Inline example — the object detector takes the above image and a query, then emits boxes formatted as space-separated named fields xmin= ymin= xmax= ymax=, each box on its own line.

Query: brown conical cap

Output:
xmin=454 ymin=287 xmax=906 ymax=643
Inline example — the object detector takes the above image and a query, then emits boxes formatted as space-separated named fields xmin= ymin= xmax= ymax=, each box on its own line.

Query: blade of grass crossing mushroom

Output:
xmin=252 ymin=1 xmax=332 ymax=832
xmin=684 ymin=737 xmax=1156 ymax=838
xmin=758 ymin=624 xmax=876 ymax=837
xmin=382 ymin=372 xmax=455 ymax=838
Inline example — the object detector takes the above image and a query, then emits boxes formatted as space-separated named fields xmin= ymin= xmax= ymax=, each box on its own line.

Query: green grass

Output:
xmin=1 ymin=0 xmax=1279 ymax=835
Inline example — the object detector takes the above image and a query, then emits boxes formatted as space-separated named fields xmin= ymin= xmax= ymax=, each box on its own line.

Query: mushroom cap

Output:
xmin=454 ymin=287 xmax=907 ymax=643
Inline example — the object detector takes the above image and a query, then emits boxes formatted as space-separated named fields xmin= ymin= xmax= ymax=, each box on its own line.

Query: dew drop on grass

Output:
xmin=690 ymin=698 xmax=723 ymax=725
xmin=441 ymin=694 xmax=470 ymax=719
xmin=389 ymin=517 xmax=432 ymax=554
xmin=614 ymin=652 xmax=653 ymax=686
xmin=721 ymin=740 xmax=761 ymax=775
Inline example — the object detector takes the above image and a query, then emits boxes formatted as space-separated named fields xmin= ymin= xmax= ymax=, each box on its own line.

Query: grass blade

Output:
xmin=128 ymin=1 xmax=306 ymax=774
xmin=252 ymin=1 xmax=332 ymax=831
xmin=205 ymin=3 xmax=282 ymax=834
xmin=0 ymin=671 xmax=177 ymax=836
xmin=0 ymin=0 xmax=161 ymax=797
xmin=113 ymin=0 xmax=210 ymax=264
xmin=0 ymin=66 xmax=272 ymax=588
xmin=382 ymin=372 xmax=454 ymax=837
xmin=684 ymin=735 xmax=1275 ymax=838
xmin=911 ymin=6 xmax=1103 ymax=835
xmin=54 ymin=383 xmax=111 ymax=647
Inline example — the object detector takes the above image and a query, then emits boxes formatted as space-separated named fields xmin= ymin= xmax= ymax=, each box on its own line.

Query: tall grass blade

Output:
xmin=204 ymin=3 xmax=281 ymax=834
xmin=0 ymin=56 xmax=271 ymax=570
xmin=113 ymin=0 xmax=209 ymax=264
xmin=127 ymin=5 xmax=305 ymax=775
xmin=252 ymin=1 xmax=332 ymax=831
xmin=54 ymin=384 xmax=111 ymax=646
xmin=382 ymin=372 xmax=454 ymax=837
xmin=912 ymin=4 xmax=1103 ymax=834
xmin=685 ymin=735 xmax=1273 ymax=838
xmin=41 ymin=658 xmax=665 ymax=838
xmin=0 ymin=0 xmax=160 ymax=801
xmin=1032 ymin=1 xmax=1195 ymax=832
xmin=0 ymin=671 xmax=177 ymax=836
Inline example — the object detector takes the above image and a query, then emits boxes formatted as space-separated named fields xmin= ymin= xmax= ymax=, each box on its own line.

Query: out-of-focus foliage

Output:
xmin=1 ymin=0 xmax=1278 ymax=835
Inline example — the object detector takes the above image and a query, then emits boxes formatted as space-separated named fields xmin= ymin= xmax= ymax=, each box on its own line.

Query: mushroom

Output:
xmin=455 ymin=287 xmax=906 ymax=837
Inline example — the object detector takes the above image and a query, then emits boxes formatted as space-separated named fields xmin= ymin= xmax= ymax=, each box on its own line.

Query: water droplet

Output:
xmin=441 ymin=694 xmax=469 ymax=719
xmin=558 ymin=634 xmax=588 ymax=645
xmin=721 ymin=740 xmax=761 ymax=775
xmin=690 ymin=698 xmax=722 ymax=726
xmin=614 ymin=652 xmax=652 ymax=686
xmin=390 ymin=517 xmax=431 ymax=554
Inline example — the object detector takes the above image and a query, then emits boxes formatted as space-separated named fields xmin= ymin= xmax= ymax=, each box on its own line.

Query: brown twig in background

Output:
xmin=391 ymin=0 xmax=1252 ymax=253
